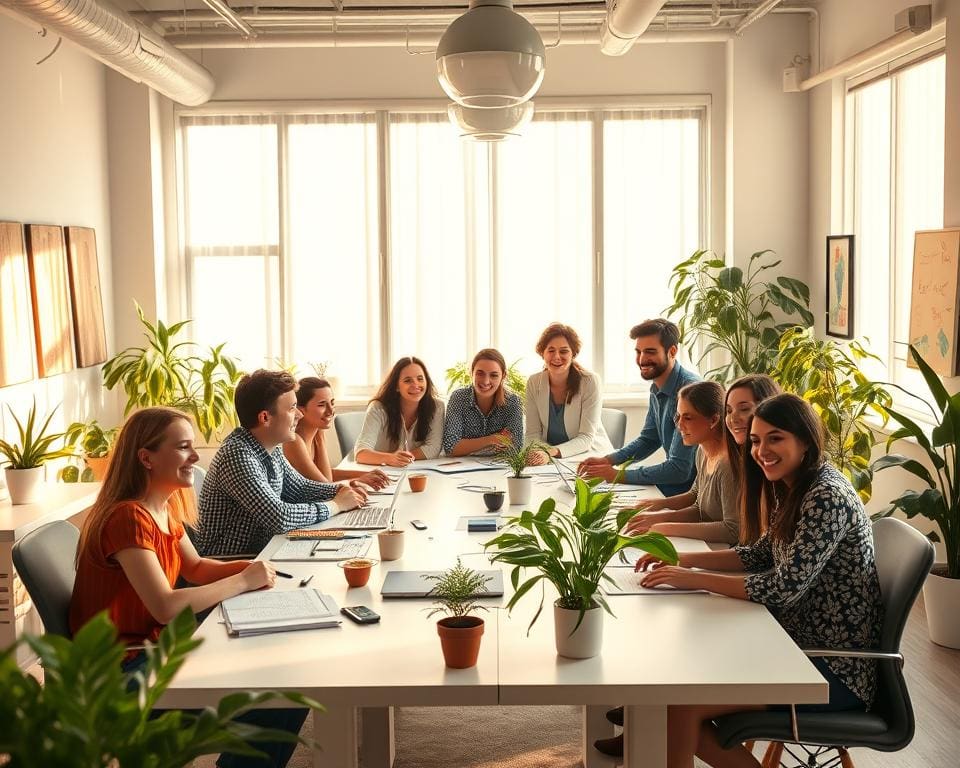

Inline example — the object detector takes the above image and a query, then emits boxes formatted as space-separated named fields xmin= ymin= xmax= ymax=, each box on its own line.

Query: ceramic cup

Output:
xmin=408 ymin=473 xmax=427 ymax=493
xmin=483 ymin=490 xmax=506 ymax=512
xmin=339 ymin=558 xmax=377 ymax=587
xmin=378 ymin=529 xmax=405 ymax=561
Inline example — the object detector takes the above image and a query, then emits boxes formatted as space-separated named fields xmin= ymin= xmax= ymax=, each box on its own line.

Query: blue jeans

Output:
xmin=122 ymin=651 xmax=309 ymax=767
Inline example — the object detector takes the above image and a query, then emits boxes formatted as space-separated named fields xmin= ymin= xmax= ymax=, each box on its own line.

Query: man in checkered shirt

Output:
xmin=196 ymin=370 xmax=365 ymax=557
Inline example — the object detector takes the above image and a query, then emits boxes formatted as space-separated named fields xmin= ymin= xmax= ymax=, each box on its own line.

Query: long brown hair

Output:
xmin=76 ymin=408 xmax=197 ymax=569
xmin=677 ymin=381 xmax=725 ymax=436
xmin=535 ymin=323 xmax=585 ymax=404
xmin=471 ymin=348 xmax=508 ymax=408
xmin=742 ymin=394 xmax=825 ymax=548
xmin=371 ymin=357 xmax=439 ymax=448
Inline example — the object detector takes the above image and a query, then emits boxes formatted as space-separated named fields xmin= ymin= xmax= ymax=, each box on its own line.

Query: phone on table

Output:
xmin=341 ymin=605 xmax=381 ymax=624
xmin=410 ymin=520 xmax=428 ymax=530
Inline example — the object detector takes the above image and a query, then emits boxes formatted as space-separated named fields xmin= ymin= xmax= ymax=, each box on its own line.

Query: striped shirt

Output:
xmin=196 ymin=428 xmax=338 ymax=557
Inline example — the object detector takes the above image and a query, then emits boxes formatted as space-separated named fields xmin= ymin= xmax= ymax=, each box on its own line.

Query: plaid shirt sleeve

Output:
xmin=279 ymin=451 xmax=339 ymax=503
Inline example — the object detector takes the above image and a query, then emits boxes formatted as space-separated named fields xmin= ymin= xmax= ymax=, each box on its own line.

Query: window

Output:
xmin=179 ymin=104 xmax=706 ymax=394
xmin=848 ymin=52 xmax=945 ymax=412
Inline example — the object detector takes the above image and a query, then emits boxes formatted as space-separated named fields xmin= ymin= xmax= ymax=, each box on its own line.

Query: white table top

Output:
xmin=0 ymin=482 xmax=99 ymax=542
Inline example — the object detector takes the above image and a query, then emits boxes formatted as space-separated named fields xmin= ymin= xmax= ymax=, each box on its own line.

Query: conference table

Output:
xmin=160 ymin=460 xmax=827 ymax=768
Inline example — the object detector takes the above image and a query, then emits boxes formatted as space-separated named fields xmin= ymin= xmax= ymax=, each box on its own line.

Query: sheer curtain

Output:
xmin=602 ymin=108 xmax=703 ymax=388
xmin=181 ymin=115 xmax=280 ymax=371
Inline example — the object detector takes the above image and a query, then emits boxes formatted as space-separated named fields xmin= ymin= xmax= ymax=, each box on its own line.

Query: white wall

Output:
xmin=0 ymin=13 xmax=117 ymax=498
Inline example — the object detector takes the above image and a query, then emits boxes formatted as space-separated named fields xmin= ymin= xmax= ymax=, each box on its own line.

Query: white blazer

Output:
xmin=524 ymin=369 xmax=613 ymax=458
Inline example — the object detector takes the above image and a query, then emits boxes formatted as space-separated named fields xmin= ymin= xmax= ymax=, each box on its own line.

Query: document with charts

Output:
xmin=220 ymin=589 xmax=341 ymax=636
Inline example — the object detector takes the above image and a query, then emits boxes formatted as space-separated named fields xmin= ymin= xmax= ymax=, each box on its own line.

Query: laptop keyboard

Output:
xmin=338 ymin=505 xmax=392 ymax=529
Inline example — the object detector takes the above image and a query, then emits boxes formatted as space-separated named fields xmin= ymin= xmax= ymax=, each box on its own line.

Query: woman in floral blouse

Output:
xmin=628 ymin=393 xmax=883 ymax=768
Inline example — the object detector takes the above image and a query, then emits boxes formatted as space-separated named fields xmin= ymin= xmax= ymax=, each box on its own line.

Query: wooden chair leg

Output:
xmin=761 ymin=741 xmax=784 ymax=768
xmin=838 ymin=747 xmax=856 ymax=768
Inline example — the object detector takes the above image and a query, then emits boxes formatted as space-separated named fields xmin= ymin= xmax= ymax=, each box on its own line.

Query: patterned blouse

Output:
xmin=441 ymin=386 xmax=523 ymax=455
xmin=735 ymin=463 xmax=883 ymax=707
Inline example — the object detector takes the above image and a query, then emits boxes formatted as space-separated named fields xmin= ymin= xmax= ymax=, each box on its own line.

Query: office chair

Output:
xmin=714 ymin=517 xmax=935 ymax=768
xmin=12 ymin=520 xmax=80 ymax=638
xmin=192 ymin=464 xmax=206 ymax=498
xmin=600 ymin=408 xmax=628 ymax=451
xmin=334 ymin=411 xmax=366 ymax=459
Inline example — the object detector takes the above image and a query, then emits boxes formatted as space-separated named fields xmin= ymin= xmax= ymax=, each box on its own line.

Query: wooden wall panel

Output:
xmin=64 ymin=226 xmax=107 ymax=368
xmin=0 ymin=222 xmax=37 ymax=387
xmin=25 ymin=224 xmax=75 ymax=378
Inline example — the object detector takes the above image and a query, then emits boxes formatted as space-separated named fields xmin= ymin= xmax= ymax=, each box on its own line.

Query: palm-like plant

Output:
xmin=423 ymin=558 xmax=493 ymax=622
xmin=484 ymin=476 xmax=678 ymax=633
xmin=491 ymin=436 xmax=549 ymax=478
xmin=0 ymin=401 xmax=76 ymax=469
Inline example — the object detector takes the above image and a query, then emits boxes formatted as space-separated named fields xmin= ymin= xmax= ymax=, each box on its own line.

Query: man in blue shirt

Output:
xmin=579 ymin=318 xmax=699 ymax=495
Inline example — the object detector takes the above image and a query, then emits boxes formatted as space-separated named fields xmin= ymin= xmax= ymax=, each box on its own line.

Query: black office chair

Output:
xmin=12 ymin=520 xmax=80 ymax=638
xmin=713 ymin=517 xmax=935 ymax=768
xmin=333 ymin=411 xmax=366 ymax=459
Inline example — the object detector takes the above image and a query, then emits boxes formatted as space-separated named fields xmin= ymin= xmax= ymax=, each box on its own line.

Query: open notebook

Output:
xmin=220 ymin=589 xmax=341 ymax=636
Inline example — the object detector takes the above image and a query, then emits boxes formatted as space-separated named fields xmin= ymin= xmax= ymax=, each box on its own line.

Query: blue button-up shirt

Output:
xmin=608 ymin=361 xmax=700 ymax=495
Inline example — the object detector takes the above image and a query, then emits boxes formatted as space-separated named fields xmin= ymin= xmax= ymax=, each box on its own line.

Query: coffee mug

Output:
xmin=408 ymin=473 xmax=427 ymax=493
xmin=483 ymin=491 xmax=506 ymax=512
xmin=378 ymin=529 xmax=405 ymax=561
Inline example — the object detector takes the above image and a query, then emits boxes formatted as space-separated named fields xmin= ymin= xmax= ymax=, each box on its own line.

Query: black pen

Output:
xmin=299 ymin=574 xmax=314 ymax=588
xmin=276 ymin=570 xmax=294 ymax=579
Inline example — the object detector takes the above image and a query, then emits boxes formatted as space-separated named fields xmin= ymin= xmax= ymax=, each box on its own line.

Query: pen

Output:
xmin=299 ymin=574 xmax=314 ymax=588
xmin=439 ymin=460 xmax=462 ymax=467
xmin=276 ymin=571 xmax=294 ymax=579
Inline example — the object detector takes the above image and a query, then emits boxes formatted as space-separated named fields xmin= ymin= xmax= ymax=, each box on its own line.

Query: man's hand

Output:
xmin=578 ymin=462 xmax=617 ymax=482
xmin=334 ymin=485 xmax=365 ymax=511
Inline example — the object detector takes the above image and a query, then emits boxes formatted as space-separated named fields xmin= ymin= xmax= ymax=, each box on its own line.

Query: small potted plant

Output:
xmin=423 ymin=558 xmax=493 ymax=669
xmin=491 ymin=436 xmax=548 ymax=506
xmin=485 ymin=476 xmax=678 ymax=659
xmin=0 ymin=401 xmax=76 ymax=505
xmin=64 ymin=420 xmax=119 ymax=482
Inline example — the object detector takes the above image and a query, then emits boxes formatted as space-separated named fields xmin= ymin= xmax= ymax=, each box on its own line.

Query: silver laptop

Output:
xmin=554 ymin=460 xmax=578 ymax=494
xmin=380 ymin=569 xmax=505 ymax=598
xmin=337 ymin=471 xmax=406 ymax=530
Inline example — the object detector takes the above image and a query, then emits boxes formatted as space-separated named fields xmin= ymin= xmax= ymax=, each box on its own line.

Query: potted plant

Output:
xmin=0 ymin=401 xmax=76 ymax=504
xmin=102 ymin=301 xmax=243 ymax=443
xmin=485 ymin=477 xmax=678 ymax=659
xmin=63 ymin=419 xmax=119 ymax=482
xmin=773 ymin=326 xmax=891 ymax=502
xmin=445 ymin=359 xmax=527 ymax=400
xmin=491 ymin=436 xmax=548 ymax=506
xmin=423 ymin=558 xmax=493 ymax=669
xmin=0 ymin=608 xmax=322 ymax=765
xmin=872 ymin=345 xmax=960 ymax=648
xmin=664 ymin=248 xmax=814 ymax=380
xmin=310 ymin=359 xmax=341 ymax=397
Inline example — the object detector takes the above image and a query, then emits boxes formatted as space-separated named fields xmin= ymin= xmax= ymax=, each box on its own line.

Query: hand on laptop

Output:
xmin=334 ymin=485 xmax=366 ymax=512
xmin=350 ymin=469 xmax=390 ymax=490
xmin=578 ymin=457 xmax=617 ymax=482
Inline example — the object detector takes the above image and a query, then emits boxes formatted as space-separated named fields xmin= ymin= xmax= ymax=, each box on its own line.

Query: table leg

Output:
xmin=312 ymin=704 xmax=358 ymax=768
xmin=624 ymin=705 xmax=667 ymax=768
xmin=582 ymin=705 xmax=617 ymax=768
xmin=360 ymin=706 xmax=396 ymax=768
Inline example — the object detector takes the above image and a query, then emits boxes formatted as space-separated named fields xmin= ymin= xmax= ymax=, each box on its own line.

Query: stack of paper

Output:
xmin=220 ymin=589 xmax=341 ymax=636
xmin=272 ymin=537 xmax=372 ymax=562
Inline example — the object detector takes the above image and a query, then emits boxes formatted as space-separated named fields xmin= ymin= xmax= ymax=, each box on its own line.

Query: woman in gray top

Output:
xmin=624 ymin=381 xmax=740 ymax=544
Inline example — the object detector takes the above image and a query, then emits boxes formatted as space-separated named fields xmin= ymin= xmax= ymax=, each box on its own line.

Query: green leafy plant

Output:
xmin=423 ymin=558 xmax=493 ymax=621
xmin=0 ymin=400 xmax=76 ymax=470
xmin=491 ymin=436 xmax=549 ymax=478
xmin=773 ymin=326 xmax=891 ymax=502
xmin=484 ymin=476 xmax=679 ymax=632
xmin=102 ymin=301 xmax=243 ymax=442
xmin=0 ymin=608 xmax=322 ymax=767
xmin=445 ymin=359 xmax=527 ymax=400
xmin=664 ymin=249 xmax=814 ymax=380
xmin=872 ymin=345 xmax=960 ymax=579
xmin=64 ymin=419 xmax=118 ymax=459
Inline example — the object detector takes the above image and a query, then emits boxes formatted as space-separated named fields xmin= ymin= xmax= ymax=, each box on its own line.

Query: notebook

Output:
xmin=380 ymin=570 xmax=505 ymax=598
xmin=271 ymin=536 xmax=372 ymax=562
xmin=337 ymin=473 xmax=405 ymax=529
xmin=220 ymin=589 xmax=341 ymax=636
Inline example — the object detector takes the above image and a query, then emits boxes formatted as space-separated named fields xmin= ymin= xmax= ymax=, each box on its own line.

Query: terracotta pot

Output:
xmin=84 ymin=455 xmax=111 ymax=481
xmin=4 ymin=466 xmax=45 ymax=505
xmin=923 ymin=568 xmax=960 ymax=649
xmin=437 ymin=616 xmax=484 ymax=669
xmin=554 ymin=601 xmax=604 ymax=659
xmin=408 ymin=473 xmax=428 ymax=493
xmin=339 ymin=558 xmax=377 ymax=587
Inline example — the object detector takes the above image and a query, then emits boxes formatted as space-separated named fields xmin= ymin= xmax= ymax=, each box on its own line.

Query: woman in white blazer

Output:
xmin=524 ymin=323 xmax=613 ymax=462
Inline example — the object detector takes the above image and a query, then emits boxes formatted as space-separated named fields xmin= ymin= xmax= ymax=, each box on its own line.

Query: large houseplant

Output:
xmin=773 ymin=326 xmax=891 ymax=502
xmin=872 ymin=345 xmax=960 ymax=648
xmin=484 ymin=476 xmax=678 ymax=658
xmin=423 ymin=558 xmax=493 ymax=669
xmin=664 ymin=248 xmax=814 ymax=380
xmin=0 ymin=401 xmax=76 ymax=504
xmin=491 ymin=436 xmax=549 ymax=506
xmin=102 ymin=302 xmax=243 ymax=443
xmin=0 ymin=608 xmax=322 ymax=766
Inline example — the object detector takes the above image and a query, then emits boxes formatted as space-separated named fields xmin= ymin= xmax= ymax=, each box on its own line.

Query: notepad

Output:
xmin=271 ymin=537 xmax=372 ymax=562
xmin=220 ymin=589 xmax=341 ymax=636
xmin=601 ymin=567 xmax=706 ymax=596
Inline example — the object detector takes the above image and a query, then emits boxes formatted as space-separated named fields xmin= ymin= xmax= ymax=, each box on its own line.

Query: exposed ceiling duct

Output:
xmin=0 ymin=0 xmax=215 ymax=106
xmin=600 ymin=0 xmax=669 ymax=56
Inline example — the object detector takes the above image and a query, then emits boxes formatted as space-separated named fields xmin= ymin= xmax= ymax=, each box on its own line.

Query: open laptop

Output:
xmin=381 ymin=569 xmax=505 ymax=598
xmin=336 ymin=470 xmax=406 ymax=530
xmin=554 ymin=460 xmax=579 ymax=494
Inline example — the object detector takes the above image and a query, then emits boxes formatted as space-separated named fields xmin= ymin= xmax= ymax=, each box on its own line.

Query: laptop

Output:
xmin=336 ymin=471 xmax=406 ymax=530
xmin=554 ymin=460 xmax=578 ymax=494
xmin=380 ymin=569 xmax=505 ymax=598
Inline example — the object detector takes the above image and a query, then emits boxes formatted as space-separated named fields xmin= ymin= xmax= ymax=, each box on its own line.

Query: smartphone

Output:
xmin=410 ymin=519 xmax=428 ymax=530
xmin=341 ymin=605 xmax=381 ymax=624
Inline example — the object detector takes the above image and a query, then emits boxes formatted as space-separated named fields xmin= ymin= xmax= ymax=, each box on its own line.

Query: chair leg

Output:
xmin=761 ymin=742 xmax=784 ymax=768
xmin=744 ymin=740 xmax=755 ymax=753
xmin=838 ymin=747 xmax=855 ymax=768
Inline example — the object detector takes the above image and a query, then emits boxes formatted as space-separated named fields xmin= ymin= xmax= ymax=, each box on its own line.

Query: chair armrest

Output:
xmin=803 ymin=648 xmax=904 ymax=667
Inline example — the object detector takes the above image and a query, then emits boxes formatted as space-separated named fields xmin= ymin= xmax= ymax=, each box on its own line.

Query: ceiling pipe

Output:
xmin=199 ymin=0 xmax=257 ymax=38
xmin=733 ymin=0 xmax=782 ymax=36
xmin=0 ymin=0 xmax=214 ymax=105
xmin=599 ymin=0 xmax=668 ymax=56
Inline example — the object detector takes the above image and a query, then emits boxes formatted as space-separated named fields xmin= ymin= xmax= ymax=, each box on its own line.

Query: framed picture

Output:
xmin=826 ymin=235 xmax=854 ymax=339
xmin=908 ymin=227 xmax=960 ymax=376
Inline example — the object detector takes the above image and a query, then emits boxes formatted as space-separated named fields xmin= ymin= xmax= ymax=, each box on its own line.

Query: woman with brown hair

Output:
xmin=524 ymin=322 xmax=612 ymax=463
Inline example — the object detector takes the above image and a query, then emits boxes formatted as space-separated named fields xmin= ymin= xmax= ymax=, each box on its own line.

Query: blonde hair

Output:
xmin=76 ymin=407 xmax=198 ymax=569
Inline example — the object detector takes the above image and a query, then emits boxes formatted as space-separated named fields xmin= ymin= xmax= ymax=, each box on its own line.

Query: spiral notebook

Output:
xmin=220 ymin=589 xmax=341 ymax=636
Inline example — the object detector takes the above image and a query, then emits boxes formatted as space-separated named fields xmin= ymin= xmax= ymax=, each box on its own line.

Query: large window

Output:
xmin=848 ymin=52 xmax=945 ymax=411
xmin=179 ymin=104 xmax=706 ymax=394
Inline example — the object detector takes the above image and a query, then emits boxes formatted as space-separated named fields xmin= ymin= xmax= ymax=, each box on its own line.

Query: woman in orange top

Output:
xmin=70 ymin=407 xmax=306 ymax=768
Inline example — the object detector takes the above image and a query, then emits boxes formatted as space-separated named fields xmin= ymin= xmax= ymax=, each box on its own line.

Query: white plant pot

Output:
xmin=923 ymin=570 xmax=960 ymax=649
xmin=507 ymin=475 xmax=532 ymax=506
xmin=4 ymin=466 xmax=46 ymax=505
xmin=554 ymin=602 xmax=604 ymax=659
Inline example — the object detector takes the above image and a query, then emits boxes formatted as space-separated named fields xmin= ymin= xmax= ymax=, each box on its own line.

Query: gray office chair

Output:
xmin=12 ymin=520 xmax=80 ymax=638
xmin=714 ymin=517 xmax=935 ymax=767
xmin=334 ymin=411 xmax=366 ymax=459
xmin=192 ymin=464 xmax=206 ymax=498
xmin=601 ymin=408 xmax=628 ymax=450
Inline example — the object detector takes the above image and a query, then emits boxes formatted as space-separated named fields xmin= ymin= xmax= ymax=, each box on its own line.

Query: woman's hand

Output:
xmin=240 ymin=560 xmax=276 ymax=591
xmin=639 ymin=565 xmax=703 ymax=591
xmin=384 ymin=450 xmax=416 ymax=467
xmin=623 ymin=514 xmax=654 ymax=535
xmin=632 ymin=498 xmax=667 ymax=513
xmin=352 ymin=470 xmax=390 ymax=490
xmin=634 ymin=553 xmax=670 ymax=573
xmin=526 ymin=450 xmax=549 ymax=466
